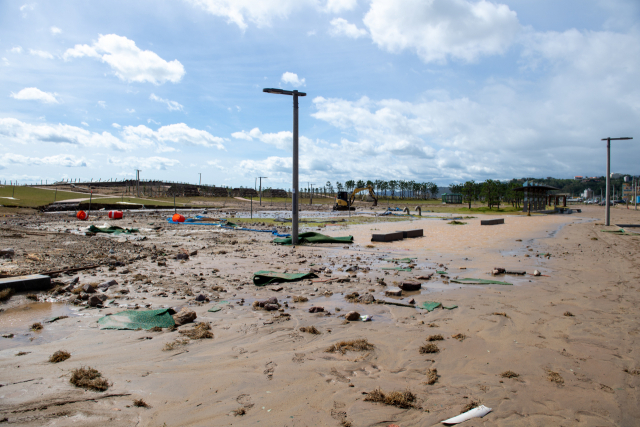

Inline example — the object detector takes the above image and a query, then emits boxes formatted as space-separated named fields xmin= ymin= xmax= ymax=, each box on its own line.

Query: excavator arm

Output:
xmin=348 ymin=186 xmax=378 ymax=206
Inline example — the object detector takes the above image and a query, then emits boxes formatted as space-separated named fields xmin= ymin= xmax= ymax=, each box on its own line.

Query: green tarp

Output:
xmin=436 ymin=270 xmax=448 ymax=275
xmin=273 ymin=232 xmax=354 ymax=245
xmin=421 ymin=301 xmax=442 ymax=311
xmin=253 ymin=270 xmax=318 ymax=286
xmin=381 ymin=267 xmax=413 ymax=271
xmin=443 ymin=305 xmax=458 ymax=310
xmin=451 ymin=278 xmax=513 ymax=285
xmin=88 ymin=225 xmax=139 ymax=235
xmin=97 ymin=308 xmax=175 ymax=330
xmin=208 ymin=300 xmax=230 ymax=312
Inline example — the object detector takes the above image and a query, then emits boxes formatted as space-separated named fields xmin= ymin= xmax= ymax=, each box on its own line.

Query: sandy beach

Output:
xmin=1 ymin=205 xmax=639 ymax=426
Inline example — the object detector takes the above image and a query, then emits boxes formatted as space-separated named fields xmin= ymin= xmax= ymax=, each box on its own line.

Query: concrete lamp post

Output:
xmin=263 ymin=88 xmax=306 ymax=245
xmin=602 ymin=137 xmax=632 ymax=226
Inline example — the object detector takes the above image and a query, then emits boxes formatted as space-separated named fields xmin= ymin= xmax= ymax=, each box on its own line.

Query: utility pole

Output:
xmin=199 ymin=173 xmax=201 ymax=186
xmin=263 ymin=88 xmax=306 ymax=245
xmin=136 ymin=169 xmax=141 ymax=198
xmin=602 ymin=137 xmax=632 ymax=226
xmin=258 ymin=177 xmax=267 ymax=206
xmin=308 ymin=182 xmax=314 ymax=205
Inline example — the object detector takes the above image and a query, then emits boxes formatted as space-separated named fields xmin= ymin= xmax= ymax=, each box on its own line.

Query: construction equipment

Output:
xmin=333 ymin=186 xmax=378 ymax=210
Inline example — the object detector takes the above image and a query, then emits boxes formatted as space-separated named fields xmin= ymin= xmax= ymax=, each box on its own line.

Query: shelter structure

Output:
xmin=513 ymin=181 xmax=559 ymax=212
xmin=441 ymin=193 xmax=463 ymax=204
xmin=548 ymin=193 xmax=568 ymax=208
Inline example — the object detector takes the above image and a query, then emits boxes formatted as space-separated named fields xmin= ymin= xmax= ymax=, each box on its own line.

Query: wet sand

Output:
xmin=0 ymin=205 xmax=639 ymax=426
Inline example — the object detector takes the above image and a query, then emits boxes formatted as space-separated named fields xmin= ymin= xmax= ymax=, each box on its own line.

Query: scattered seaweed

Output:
xmin=344 ymin=292 xmax=359 ymax=303
xmin=179 ymin=323 xmax=213 ymax=340
xmin=501 ymin=370 xmax=519 ymax=379
xmin=547 ymin=370 xmax=564 ymax=384
xmin=448 ymin=220 xmax=467 ymax=225
xmin=149 ymin=326 xmax=163 ymax=332
xmin=16 ymin=351 xmax=29 ymax=356
xmin=427 ymin=334 xmax=444 ymax=341
xmin=419 ymin=343 xmax=440 ymax=354
xmin=452 ymin=333 xmax=466 ymax=341
xmin=292 ymin=295 xmax=308 ymax=303
xmin=364 ymin=388 xmax=416 ymax=409
xmin=133 ymin=399 xmax=150 ymax=408
xmin=31 ymin=322 xmax=43 ymax=331
xmin=163 ymin=338 xmax=190 ymax=351
xmin=563 ymin=311 xmax=574 ymax=317
xmin=428 ymin=323 xmax=439 ymax=328
xmin=233 ymin=407 xmax=246 ymax=416
xmin=69 ymin=367 xmax=109 ymax=391
xmin=461 ymin=400 xmax=480 ymax=413
xmin=624 ymin=368 xmax=640 ymax=376
xmin=26 ymin=293 xmax=38 ymax=301
xmin=325 ymin=339 xmax=374 ymax=354
xmin=425 ymin=368 xmax=438 ymax=385
xmin=49 ymin=350 xmax=71 ymax=363
xmin=492 ymin=312 xmax=510 ymax=318
xmin=299 ymin=326 xmax=321 ymax=335
xmin=0 ymin=288 xmax=14 ymax=302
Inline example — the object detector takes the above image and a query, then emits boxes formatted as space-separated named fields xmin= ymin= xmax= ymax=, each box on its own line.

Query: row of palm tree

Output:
xmin=322 ymin=180 xmax=440 ymax=199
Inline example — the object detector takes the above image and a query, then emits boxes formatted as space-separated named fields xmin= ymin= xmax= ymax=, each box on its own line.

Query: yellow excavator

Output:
xmin=333 ymin=186 xmax=378 ymax=210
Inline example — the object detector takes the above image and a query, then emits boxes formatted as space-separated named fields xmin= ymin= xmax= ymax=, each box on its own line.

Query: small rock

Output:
xmin=82 ymin=284 xmax=96 ymax=293
xmin=195 ymin=294 xmax=207 ymax=302
xmin=358 ymin=293 xmax=375 ymax=304
xmin=270 ymin=286 xmax=283 ymax=292
xmin=0 ymin=248 xmax=15 ymax=258
xmin=492 ymin=267 xmax=506 ymax=275
xmin=176 ymin=253 xmax=189 ymax=260
xmin=157 ymin=261 xmax=166 ymax=267
xmin=533 ymin=270 xmax=541 ymax=276
xmin=385 ymin=288 xmax=402 ymax=297
xmin=88 ymin=294 xmax=108 ymax=307
xmin=263 ymin=303 xmax=279 ymax=311
xmin=190 ymin=250 xmax=198 ymax=256
xmin=408 ymin=298 xmax=416 ymax=304
xmin=345 ymin=311 xmax=360 ymax=321
xmin=2 ymin=333 xmax=14 ymax=338
xmin=308 ymin=306 xmax=324 ymax=313
xmin=399 ymin=281 xmax=421 ymax=291
xmin=173 ymin=308 xmax=197 ymax=326
xmin=98 ymin=280 xmax=117 ymax=291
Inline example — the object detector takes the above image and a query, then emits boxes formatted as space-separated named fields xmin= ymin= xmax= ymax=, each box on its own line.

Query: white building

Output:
xmin=583 ymin=188 xmax=593 ymax=199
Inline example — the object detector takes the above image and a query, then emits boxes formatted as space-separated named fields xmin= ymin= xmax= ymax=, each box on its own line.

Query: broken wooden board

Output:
xmin=0 ymin=274 xmax=52 ymax=292
xmin=371 ymin=232 xmax=404 ymax=242
xmin=481 ymin=218 xmax=504 ymax=225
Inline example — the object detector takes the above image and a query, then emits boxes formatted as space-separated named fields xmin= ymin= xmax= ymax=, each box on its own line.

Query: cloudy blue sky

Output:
xmin=1 ymin=0 xmax=639 ymax=188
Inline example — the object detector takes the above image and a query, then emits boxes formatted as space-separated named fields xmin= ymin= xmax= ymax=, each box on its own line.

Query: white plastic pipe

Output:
xmin=442 ymin=405 xmax=492 ymax=425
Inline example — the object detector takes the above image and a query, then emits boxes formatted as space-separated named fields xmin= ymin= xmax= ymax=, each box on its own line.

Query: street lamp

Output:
xmin=602 ymin=137 xmax=632 ymax=226
xmin=263 ymin=88 xmax=306 ymax=245
xmin=257 ymin=176 xmax=267 ymax=206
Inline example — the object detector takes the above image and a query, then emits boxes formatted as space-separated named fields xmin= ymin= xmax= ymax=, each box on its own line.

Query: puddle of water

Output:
xmin=0 ymin=302 xmax=78 ymax=351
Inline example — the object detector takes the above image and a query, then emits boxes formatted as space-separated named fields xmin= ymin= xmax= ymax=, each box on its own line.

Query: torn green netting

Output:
xmin=87 ymin=225 xmax=139 ymax=235
xmin=253 ymin=270 xmax=318 ymax=286
xmin=421 ymin=301 xmax=442 ymax=311
xmin=273 ymin=232 xmax=353 ymax=245
xmin=97 ymin=308 xmax=175 ymax=330
xmin=381 ymin=267 xmax=413 ymax=272
xmin=384 ymin=258 xmax=417 ymax=263
xmin=436 ymin=270 xmax=448 ymax=275
xmin=451 ymin=278 xmax=513 ymax=285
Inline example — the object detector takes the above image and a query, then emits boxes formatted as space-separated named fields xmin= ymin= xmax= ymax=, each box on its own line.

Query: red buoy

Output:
xmin=76 ymin=210 xmax=88 ymax=220
xmin=172 ymin=213 xmax=185 ymax=223
xmin=108 ymin=210 xmax=123 ymax=219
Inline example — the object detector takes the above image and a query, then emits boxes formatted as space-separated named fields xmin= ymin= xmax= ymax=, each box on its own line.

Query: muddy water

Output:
xmin=0 ymin=301 xmax=79 ymax=350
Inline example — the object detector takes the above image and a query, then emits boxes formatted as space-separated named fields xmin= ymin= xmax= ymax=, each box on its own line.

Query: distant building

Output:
xmin=574 ymin=176 xmax=583 ymax=180
xmin=583 ymin=188 xmax=593 ymax=199
xmin=611 ymin=173 xmax=623 ymax=179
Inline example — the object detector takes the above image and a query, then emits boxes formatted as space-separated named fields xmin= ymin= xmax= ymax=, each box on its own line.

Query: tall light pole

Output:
xmin=602 ymin=137 xmax=632 ymax=226
xmin=308 ymin=182 xmax=315 ymax=205
xmin=136 ymin=169 xmax=141 ymax=198
xmin=263 ymin=88 xmax=306 ymax=245
xmin=258 ymin=176 xmax=267 ymax=206
xmin=198 ymin=173 xmax=201 ymax=186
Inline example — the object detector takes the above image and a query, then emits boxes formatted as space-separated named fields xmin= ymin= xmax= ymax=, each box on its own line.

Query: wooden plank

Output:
xmin=480 ymin=218 xmax=504 ymax=225
xmin=0 ymin=274 xmax=52 ymax=291
xmin=398 ymin=229 xmax=423 ymax=238
xmin=371 ymin=232 xmax=404 ymax=242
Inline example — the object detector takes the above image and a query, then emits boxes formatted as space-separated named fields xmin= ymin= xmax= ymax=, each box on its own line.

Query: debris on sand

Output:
xmin=292 ymin=295 xmax=308 ymax=303
xmin=452 ymin=333 xmax=466 ymax=341
xmin=309 ymin=306 xmax=324 ymax=313
xmin=163 ymin=338 xmax=190 ymax=351
xmin=460 ymin=400 xmax=480 ymax=413
xmin=624 ymin=368 xmax=640 ymax=376
xmin=501 ymin=370 xmax=519 ymax=378
xmin=325 ymin=339 xmax=374 ymax=354
xmin=26 ymin=293 xmax=38 ymax=301
xmin=49 ymin=350 xmax=71 ymax=363
xmin=133 ymin=398 xmax=150 ymax=408
xmin=425 ymin=368 xmax=438 ymax=385
xmin=70 ymin=367 xmax=109 ymax=391
xmin=0 ymin=288 xmax=14 ymax=302
xmin=492 ymin=312 xmax=509 ymax=318
xmin=363 ymin=387 xmax=416 ymax=409
xmin=173 ymin=307 xmax=197 ymax=326
xmin=547 ymin=370 xmax=564 ymax=384
xmin=427 ymin=334 xmax=444 ymax=341
xmin=179 ymin=322 xmax=213 ymax=339
xmin=31 ymin=322 xmax=43 ymax=331
xmin=419 ymin=343 xmax=440 ymax=354
xmin=448 ymin=220 xmax=467 ymax=225
xmin=233 ymin=407 xmax=246 ymax=416
xmin=345 ymin=311 xmax=361 ymax=321
xmin=253 ymin=297 xmax=280 ymax=311
xmin=563 ymin=311 xmax=574 ymax=317
xmin=299 ymin=326 xmax=321 ymax=334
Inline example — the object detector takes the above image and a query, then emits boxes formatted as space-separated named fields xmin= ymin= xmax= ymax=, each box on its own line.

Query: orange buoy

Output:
xmin=172 ymin=213 xmax=185 ymax=223
xmin=108 ymin=210 xmax=123 ymax=219
xmin=76 ymin=210 xmax=88 ymax=220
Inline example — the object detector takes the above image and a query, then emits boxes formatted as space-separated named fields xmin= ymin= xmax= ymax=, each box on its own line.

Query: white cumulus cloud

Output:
xmin=281 ymin=72 xmax=306 ymax=87
xmin=329 ymin=18 xmax=368 ymax=39
xmin=324 ymin=0 xmax=358 ymax=13
xmin=150 ymin=93 xmax=184 ymax=111
xmin=232 ymin=127 xmax=295 ymax=150
xmin=1 ymin=153 xmax=88 ymax=168
xmin=50 ymin=26 xmax=62 ymax=35
xmin=63 ymin=34 xmax=185 ymax=85
xmin=29 ymin=49 xmax=54 ymax=59
xmin=108 ymin=156 xmax=181 ymax=170
xmin=362 ymin=0 xmax=521 ymax=63
xmin=10 ymin=46 xmax=23 ymax=54
xmin=10 ymin=87 xmax=59 ymax=104
xmin=121 ymin=123 xmax=226 ymax=149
